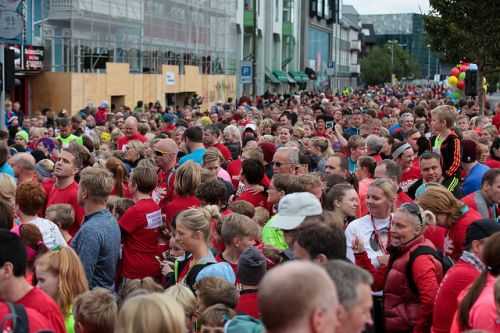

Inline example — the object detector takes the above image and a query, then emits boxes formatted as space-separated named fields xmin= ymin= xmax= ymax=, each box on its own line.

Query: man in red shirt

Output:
xmin=0 ymin=231 xmax=66 ymax=333
xmin=0 ymin=302 xmax=53 ymax=333
xmin=119 ymin=165 xmax=163 ymax=280
xmin=116 ymin=116 xmax=146 ymax=150
xmin=235 ymin=247 xmax=266 ymax=319
xmin=203 ymin=125 xmax=232 ymax=161
xmin=152 ymin=138 xmax=178 ymax=206
xmin=234 ymin=159 xmax=267 ymax=209
xmin=46 ymin=145 xmax=84 ymax=236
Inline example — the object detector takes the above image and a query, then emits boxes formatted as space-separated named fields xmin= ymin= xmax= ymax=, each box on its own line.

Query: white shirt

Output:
xmin=345 ymin=214 xmax=391 ymax=267
xmin=29 ymin=217 xmax=67 ymax=250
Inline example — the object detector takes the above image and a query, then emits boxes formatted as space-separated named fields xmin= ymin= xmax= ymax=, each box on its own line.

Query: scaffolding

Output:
xmin=40 ymin=0 xmax=238 ymax=74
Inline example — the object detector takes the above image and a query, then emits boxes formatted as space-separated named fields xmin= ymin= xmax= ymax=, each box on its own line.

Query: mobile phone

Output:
xmin=326 ymin=121 xmax=335 ymax=129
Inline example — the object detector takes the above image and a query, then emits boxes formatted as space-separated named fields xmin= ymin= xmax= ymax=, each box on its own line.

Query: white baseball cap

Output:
xmin=269 ymin=192 xmax=323 ymax=230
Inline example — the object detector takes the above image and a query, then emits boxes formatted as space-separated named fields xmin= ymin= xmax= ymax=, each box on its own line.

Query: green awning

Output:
xmin=289 ymin=71 xmax=309 ymax=83
xmin=265 ymin=71 xmax=280 ymax=84
xmin=272 ymin=70 xmax=290 ymax=83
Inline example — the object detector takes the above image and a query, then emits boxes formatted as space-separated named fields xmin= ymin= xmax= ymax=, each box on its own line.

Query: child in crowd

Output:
xmin=73 ymin=288 xmax=118 ymax=333
xmin=46 ymin=203 xmax=75 ymax=243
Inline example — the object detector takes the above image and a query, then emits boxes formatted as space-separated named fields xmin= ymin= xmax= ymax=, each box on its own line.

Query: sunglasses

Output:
xmin=154 ymin=150 xmax=171 ymax=157
xmin=401 ymin=202 xmax=423 ymax=227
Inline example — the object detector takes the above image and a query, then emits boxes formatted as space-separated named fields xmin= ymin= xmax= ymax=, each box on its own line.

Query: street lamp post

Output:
xmin=427 ymin=44 xmax=431 ymax=80
xmin=387 ymin=40 xmax=398 ymax=83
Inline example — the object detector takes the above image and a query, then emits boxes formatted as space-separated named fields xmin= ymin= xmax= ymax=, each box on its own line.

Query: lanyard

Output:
xmin=370 ymin=215 xmax=391 ymax=255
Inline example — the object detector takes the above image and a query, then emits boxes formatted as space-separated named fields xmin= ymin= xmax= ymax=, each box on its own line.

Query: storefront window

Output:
xmin=308 ymin=27 xmax=331 ymax=87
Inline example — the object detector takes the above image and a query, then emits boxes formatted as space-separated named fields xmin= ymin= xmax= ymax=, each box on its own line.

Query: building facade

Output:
xmin=9 ymin=0 xmax=240 ymax=114
xmin=237 ymin=0 xmax=304 ymax=97
xmin=299 ymin=0 xmax=338 ymax=91
xmin=360 ymin=13 xmax=441 ymax=80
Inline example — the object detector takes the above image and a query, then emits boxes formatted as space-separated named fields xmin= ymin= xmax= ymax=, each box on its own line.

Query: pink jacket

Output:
xmin=450 ymin=274 xmax=500 ymax=332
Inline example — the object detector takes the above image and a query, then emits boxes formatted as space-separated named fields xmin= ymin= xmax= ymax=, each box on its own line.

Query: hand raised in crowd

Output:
xmin=352 ymin=236 xmax=365 ymax=254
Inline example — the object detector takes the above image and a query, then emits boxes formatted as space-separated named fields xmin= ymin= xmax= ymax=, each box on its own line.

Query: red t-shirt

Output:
xmin=214 ymin=143 xmax=232 ymax=161
xmin=17 ymin=287 xmax=66 ymax=333
xmin=157 ymin=169 xmax=176 ymax=212
xmin=431 ymin=260 xmax=481 ymax=333
xmin=484 ymin=158 xmax=500 ymax=169
xmin=46 ymin=181 xmax=84 ymax=236
xmin=492 ymin=113 xmax=500 ymax=130
xmin=227 ymin=159 xmax=242 ymax=189
xmin=164 ymin=195 xmax=200 ymax=225
xmin=396 ymin=191 xmax=412 ymax=208
xmin=446 ymin=208 xmax=482 ymax=260
xmin=235 ymin=289 xmax=260 ymax=319
xmin=235 ymin=189 xmax=267 ymax=209
xmin=116 ymin=132 xmax=147 ymax=150
xmin=119 ymin=198 xmax=163 ymax=279
xmin=399 ymin=166 xmax=421 ymax=192
xmin=215 ymin=253 xmax=238 ymax=275
xmin=0 ymin=302 xmax=53 ymax=333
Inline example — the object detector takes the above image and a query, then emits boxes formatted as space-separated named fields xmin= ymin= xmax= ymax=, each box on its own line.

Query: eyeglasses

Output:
xmin=401 ymin=202 xmax=423 ymax=227
xmin=272 ymin=161 xmax=291 ymax=168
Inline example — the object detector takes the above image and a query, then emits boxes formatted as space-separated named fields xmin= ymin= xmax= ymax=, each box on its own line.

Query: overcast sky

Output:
xmin=343 ymin=0 xmax=431 ymax=15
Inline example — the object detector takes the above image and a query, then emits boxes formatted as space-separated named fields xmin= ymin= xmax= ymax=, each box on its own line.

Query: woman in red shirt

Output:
xmin=417 ymin=185 xmax=482 ymax=261
xmin=164 ymin=161 xmax=201 ymax=225
xmin=105 ymin=157 xmax=130 ymax=198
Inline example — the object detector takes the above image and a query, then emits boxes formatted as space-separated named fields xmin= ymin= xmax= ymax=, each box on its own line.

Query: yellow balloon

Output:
xmin=448 ymin=76 xmax=458 ymax=86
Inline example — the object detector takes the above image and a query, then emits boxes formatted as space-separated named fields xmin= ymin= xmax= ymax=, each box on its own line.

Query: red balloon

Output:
xmin=457 ymin=80 xmax=465 ymax=90
xmin=461 ymin=65 xmax=469 ymax=72
xmin=451 ymin=67 xmax=460 ymax=77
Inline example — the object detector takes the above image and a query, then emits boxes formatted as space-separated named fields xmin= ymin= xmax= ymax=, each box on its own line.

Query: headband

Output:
xmin=392 ymin=143 xmax=411 ymax=160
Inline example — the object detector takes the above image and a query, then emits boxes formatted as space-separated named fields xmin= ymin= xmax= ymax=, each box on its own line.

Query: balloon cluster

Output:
xmin=446 ymin=62 xmax=478 ymax=102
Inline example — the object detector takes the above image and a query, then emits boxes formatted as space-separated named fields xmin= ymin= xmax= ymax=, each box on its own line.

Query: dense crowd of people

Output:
xmin=0 ymin=85 xmax=500 ymax=333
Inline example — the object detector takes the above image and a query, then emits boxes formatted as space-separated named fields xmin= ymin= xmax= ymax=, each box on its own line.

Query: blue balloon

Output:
xmin=469 ymin=64 xmax=478 ymax=71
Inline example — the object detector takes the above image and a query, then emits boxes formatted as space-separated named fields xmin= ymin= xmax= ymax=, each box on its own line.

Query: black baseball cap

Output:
xmin=464 ymin=219 xmax=500 ymax=247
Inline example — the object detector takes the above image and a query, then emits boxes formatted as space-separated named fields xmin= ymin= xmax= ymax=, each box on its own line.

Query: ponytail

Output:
xmin=458 ymin=271 xmax=488 ymax=330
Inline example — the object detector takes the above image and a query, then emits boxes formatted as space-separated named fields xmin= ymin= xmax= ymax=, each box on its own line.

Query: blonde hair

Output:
xmin=35 ymin=247 xmax=89 ymax=316
xmin=126 ymin=140 xmax=145 ymax=156
xmin=73 ymin=288 xmax=117 ymax=333
xmin=0 ymin=173 xmax=17 ymax=206
xmin=369 ymin=178 xmax=398 ymax=206
xmin=164 ymin=284 xmax=196 ymax=319
xmin=203 ymin=147 xmax=223 ymax=165
xmin=176 ymin=206 xmax=220 ymax=243
xmin=79 ymin=167 xmax=114 ymax=203
xmin=115 ymin=293 xmax=185 ymax=333
xmin=417 ymin=185 xmax=465 ymax=221
xmin=118 ymin=277 xmax=164 ymax=307
xmin=174 ymin=161 xmax=202 ymax=197
xmin=431 ymin=105 xmax=457 ymax=128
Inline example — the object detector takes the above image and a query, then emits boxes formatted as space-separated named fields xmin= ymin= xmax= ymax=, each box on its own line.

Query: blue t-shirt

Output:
xmin=179 ymin=147 xmax=206 ymax=166
xmin=462 ymin=163 xmax=490 ymax=196
xmin=0 ymin=162 xmax=15 ymax=178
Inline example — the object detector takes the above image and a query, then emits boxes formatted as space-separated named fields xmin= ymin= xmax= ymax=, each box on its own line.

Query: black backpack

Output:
xmin=2 ymin=303 xmax=29 ymax=333
xmin=406 ymin=246 xmax=453 ymax=295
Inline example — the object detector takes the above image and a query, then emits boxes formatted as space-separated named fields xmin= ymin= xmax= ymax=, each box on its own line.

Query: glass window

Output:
xmin=317 ymin=0 xmax=323 ymax=18
xmin=275 ymin=0 xmax=279 ymax=22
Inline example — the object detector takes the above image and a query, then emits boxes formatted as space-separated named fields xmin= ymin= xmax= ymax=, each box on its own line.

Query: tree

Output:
xmin=425 ymin=0 xmax=500 ymax=112
xmin=361 ymin=44 xmax=420 ymax=86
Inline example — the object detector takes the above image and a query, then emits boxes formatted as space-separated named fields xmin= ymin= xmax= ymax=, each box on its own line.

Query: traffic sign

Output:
xmin=241 ymin=61 xmax=252 ymax=84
